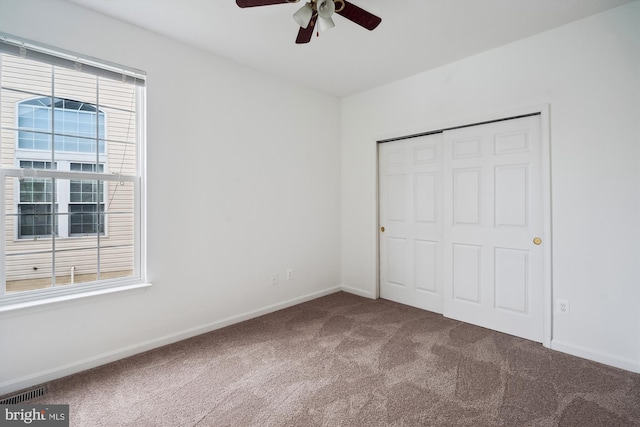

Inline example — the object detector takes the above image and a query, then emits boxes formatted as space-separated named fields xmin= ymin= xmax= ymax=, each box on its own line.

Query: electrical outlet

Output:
xmin=556 ymin=298 xmax=570 ymax=314
xmin=271 ymin=273 xmax=278 ymax=285
xmin=286 ymin=269 xmax=293 ymax=280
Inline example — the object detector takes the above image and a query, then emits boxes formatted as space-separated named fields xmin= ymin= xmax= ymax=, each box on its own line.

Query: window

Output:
xmin=0 ymin=33 xmax=147 ymax=306
xmin=69 ymin=162 xmax=105 ymax=236
xmin=18 ymin=97 xmax=105 ymax=153
xmin=17 ymin=160 xmax=107 ymax=239
xmin=18 ymin=160 xmax=57 ymax=238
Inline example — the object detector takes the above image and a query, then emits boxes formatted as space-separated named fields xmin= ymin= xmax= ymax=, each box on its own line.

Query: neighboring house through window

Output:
xmin=0 ymin=33 xmax=147 ymax=306
xmin=16 ymin=97 xmax=106 ymax=239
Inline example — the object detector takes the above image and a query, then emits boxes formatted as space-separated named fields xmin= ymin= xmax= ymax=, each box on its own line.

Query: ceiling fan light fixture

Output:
xmin=293 ymin=3 xmax=313 ymax=28
xmin=317 ymin=16 xmax=335 ymax=32
xmin=236 ymin=0 xmax=381 ymax=44
xmin=317 ymin=0 xmax=335 ymax=19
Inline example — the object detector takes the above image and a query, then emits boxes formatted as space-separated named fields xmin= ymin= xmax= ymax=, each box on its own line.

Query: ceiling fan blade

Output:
xmin=295 ymin=17 xmax=317 ymax=44
xmin=336 ymin=1 xmax=381 ymax=30
xmin=236 ymin=0 xmax=293 ymax=7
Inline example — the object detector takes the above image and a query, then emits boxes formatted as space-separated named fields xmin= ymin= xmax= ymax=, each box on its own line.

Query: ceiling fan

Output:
xmin=236 ymin=0 xmax=382 ymax=44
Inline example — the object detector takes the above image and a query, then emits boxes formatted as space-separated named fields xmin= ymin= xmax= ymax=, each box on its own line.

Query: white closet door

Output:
xmin=443 ymin=115 xmax=544 ymax=342
xmin=379 ymin=133 xmax=443 ymax=313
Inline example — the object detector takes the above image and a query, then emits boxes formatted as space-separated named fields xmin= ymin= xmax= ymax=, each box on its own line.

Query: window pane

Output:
xmin=106 ymin=139 xmax=136 ymax=176
xmin=18 ymin=204 xmax=57 ymax=238
xmin=34 ymin=134 xmax=49 ymax=150
xmin=5 ymin=260 xmax=55 ymax=292
xmin=78 ymin=139 xmax=93 ymax=153
xmin=69 ymin=176 xmax=104 ymax=204
xmin=99 ymin=78 xmax=135 ymax=161
xmin=34 ymin=106 xmax=50 ymax=121
xmin=100 ymin=180 xmax=136 ymax=280
xmin=18 ymin=131 xmax=52 ymax=151
xmin=5 ymin=246 xmax=55 ymax=293
xmin=53 ymin=117 xmax=63 ymax=133
xmin=69 ymin=181 xmax=80 ymax=195
xmin=100 ymin=244 xmax=135 ymax=281
xmin=1 ymin=55 xmax=53 ymax=169
xmin=0 ymin=54 xmax=53 ymax=98
xmin=69 ymin=204 xmax=104 ymax=235
xmin=53 ymin=67 xmax=97 ymax=105
xmin=64 ymin=136 xmax=80 ymax=152
xmin=54 ymin=236 xmax=99 ymax=286
xmin=19 ymin=178 xmax=54 ymax=203
xmin=78 ymin=120 xmax=93 ymax=137
xmin=20 ymin=160 xmax=54 ymax=171
xmin=18 ymin=105 xmax=34 ymax=128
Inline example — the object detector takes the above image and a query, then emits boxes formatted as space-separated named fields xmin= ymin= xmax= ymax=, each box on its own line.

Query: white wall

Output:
xmin=0 ymin=0 xmax=341 ymax=394
xmin=341 ymin=1 xmax=640 ymax=372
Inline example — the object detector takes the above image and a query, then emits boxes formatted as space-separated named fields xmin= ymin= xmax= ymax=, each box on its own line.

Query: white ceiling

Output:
xmin=66 ymin=0 xmax=634 ymax=97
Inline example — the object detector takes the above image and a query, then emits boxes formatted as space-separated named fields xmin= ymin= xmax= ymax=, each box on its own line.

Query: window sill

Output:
xmin=0 ymin=282 xmax=152 ymax=313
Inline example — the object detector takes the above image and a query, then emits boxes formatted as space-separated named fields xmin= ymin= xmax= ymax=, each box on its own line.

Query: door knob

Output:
xmin=533 ymin=237 xmax=542 ymax=245
xmin=380 ymin=226 xmax=385 ymax=232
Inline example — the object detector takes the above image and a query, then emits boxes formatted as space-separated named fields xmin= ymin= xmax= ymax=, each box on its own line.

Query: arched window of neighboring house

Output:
xmin=16 ymin=97 xmax=106 ymax=238
xmin=18 ymin=97 xmax=105 ymax=153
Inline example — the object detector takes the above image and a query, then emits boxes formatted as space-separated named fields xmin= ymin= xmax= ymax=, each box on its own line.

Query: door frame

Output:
xmin=375 ymin=104 xmax=552 ymax=348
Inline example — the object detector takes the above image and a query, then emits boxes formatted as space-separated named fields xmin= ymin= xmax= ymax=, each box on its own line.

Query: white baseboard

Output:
xmin=340 ymin=285 xmax=375 ymax=299
xmin=0 ymin=286 xmax=342 ymax=396
xmin=550 ymin=339 xmax=640 ymax=374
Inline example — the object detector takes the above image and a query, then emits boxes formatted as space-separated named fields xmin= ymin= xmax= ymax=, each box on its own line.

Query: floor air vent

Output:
xmin=0 ymin=386 xmax=47 ymax=405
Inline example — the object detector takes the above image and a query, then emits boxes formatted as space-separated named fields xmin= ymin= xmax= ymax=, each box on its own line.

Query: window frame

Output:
xmin=0 ymin=33 xmax=149 ymax=311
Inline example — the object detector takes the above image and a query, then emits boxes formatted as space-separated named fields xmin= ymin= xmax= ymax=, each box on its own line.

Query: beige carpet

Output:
xmin=16 ymin=292 xmax=640 ymax=426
